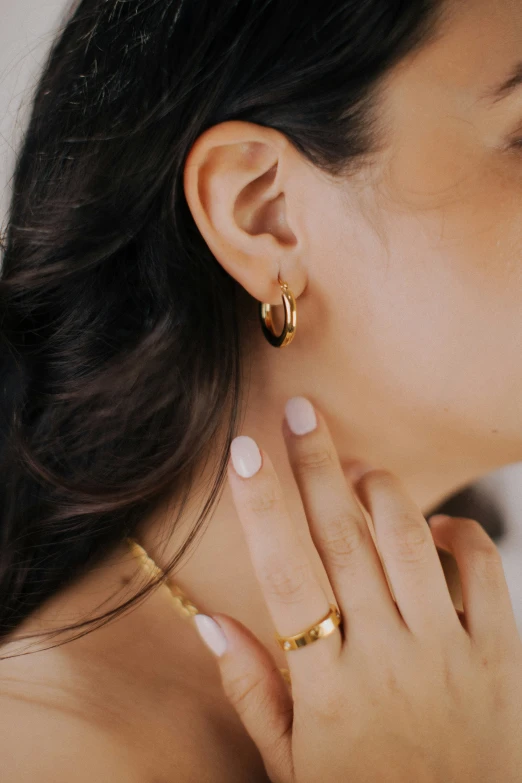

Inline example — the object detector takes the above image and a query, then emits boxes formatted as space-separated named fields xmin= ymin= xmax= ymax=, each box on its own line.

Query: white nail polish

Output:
xmin=194 ymin=614 xmax=228 ymax=657
xmin=285 ymin=396 xmax=317 ymax=435
xmin=230 ymin=435 xmax=262 ymax=478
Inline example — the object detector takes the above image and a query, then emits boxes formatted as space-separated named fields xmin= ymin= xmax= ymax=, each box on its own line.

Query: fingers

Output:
xmin=228 ymin=394 xmax=468 ymax=666
xmin=202 ymin=612 xmax=294 ymax=783
xmin=428 ymin=515 xmax=519 ymax=647
xmin=354 ymin=470 xmax=462 ymax=637
xmin=227 ymin=435 xmax=342 ymax=674
xmin=282 ymin=398 xmax=401 ymax=631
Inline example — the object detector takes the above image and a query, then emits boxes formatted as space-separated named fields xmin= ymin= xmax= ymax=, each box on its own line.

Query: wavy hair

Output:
xmin=0 ymin=0 xmax=446 ymax=657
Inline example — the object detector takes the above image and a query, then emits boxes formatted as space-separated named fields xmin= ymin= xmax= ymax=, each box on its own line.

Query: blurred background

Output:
xmin=2 ymin=0 xmax=522 ymax=629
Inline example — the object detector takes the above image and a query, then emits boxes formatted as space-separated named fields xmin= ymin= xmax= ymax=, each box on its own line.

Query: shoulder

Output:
xmin=0 ymin=690 xmax=270 ymax=783
xmin=0 ymin=692 xmax=144 ymax=782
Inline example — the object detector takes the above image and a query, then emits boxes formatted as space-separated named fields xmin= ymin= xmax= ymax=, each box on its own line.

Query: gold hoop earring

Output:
xmin=259 ymin=273 xmax=297 ymax=348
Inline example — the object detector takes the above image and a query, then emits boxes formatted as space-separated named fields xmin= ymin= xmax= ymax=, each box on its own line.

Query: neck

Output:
xmin=137 ymin=372 xmax=505 ymax=670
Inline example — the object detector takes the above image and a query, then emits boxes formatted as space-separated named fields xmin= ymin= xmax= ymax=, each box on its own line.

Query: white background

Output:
xmin=2 ymin=0 xmax=522 ymax=629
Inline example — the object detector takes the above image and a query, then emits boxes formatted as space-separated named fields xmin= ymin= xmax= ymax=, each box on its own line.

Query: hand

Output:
xmin=208 ymin=397 xmax=522 ymax=783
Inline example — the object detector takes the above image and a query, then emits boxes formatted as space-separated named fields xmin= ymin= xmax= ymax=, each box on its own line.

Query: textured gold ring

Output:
xmin=275 ymin=603 xmax=342 ymax=651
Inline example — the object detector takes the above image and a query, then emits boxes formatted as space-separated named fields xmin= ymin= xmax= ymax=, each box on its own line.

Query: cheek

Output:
xmin=377 ymin=73 xmax=522 ymax=306
xmin=326 ymin=171 xmax=522 ymax=425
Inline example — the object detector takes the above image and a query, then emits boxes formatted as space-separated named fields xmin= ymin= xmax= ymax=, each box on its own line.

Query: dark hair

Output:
xmin=0 ymin=0 xmax=446 ymax=657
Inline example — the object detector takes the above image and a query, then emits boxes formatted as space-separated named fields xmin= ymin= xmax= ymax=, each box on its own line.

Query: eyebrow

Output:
xmin=482 ymin=61 xmax=522 ymax=104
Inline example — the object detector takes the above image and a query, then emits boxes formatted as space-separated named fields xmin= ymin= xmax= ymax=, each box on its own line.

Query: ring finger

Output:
xmin=283 ymin=397 xmax=402 ymax=633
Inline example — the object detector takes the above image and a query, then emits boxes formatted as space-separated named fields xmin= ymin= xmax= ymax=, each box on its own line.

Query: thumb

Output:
xmin=194 ymin=612 xmax=295 ymax=783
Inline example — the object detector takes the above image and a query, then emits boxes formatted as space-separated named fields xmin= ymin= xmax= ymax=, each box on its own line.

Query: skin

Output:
xmin=214 ymin=404 xmax=522 ymax=782
xmin=2 ymin=0 xmax=522 ymax=779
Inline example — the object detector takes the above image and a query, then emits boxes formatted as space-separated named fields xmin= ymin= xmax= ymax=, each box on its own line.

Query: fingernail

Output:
xmin=285 ymin=396 xmax=317 ymax=435
xmin=194 ymin=614 xmax=228 ymax=657
xmin=230 ymin=435 xmax=262 ymax=478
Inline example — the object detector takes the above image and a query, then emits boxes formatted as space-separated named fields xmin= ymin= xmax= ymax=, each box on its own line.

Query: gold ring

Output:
xmin=275 ymin=603 xmax=342 ymax=651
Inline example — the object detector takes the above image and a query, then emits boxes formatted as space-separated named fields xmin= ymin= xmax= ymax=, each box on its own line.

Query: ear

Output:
xmin=183 ymin=120 xmax=308 ymax=305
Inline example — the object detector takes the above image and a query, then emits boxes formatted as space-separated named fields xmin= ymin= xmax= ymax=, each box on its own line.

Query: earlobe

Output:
xmin=182 ymin=120 xmax=306 ymax=305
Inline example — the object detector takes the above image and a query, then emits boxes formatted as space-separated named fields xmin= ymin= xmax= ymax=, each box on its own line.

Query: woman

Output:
xmin=1 ymin=0 xmax=522 ymax=779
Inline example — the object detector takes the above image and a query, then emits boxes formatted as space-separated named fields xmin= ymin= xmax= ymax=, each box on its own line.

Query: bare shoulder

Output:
xmin=0 ymin=574 xmax=269 ymax=783
xmin=0 ymin=689 xmax=269 ymax=783
xmin=0 ymin=692 xmax=144 ymax=782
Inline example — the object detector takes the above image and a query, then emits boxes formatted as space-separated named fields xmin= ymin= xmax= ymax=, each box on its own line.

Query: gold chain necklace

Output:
xmin=126 ymin=537 xmax=291 ymax=687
